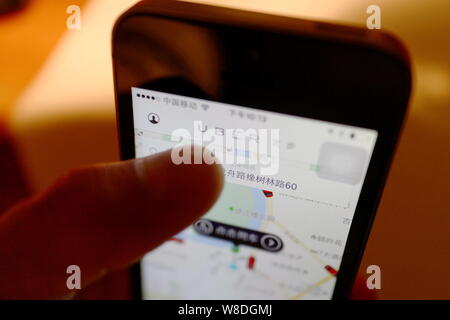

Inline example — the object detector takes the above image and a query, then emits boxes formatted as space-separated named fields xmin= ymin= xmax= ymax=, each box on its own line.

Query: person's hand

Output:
xmin=0 ymin=147 xmax=224 ymax=299
xmin=0 ymin=144 xmax=375 ymax=300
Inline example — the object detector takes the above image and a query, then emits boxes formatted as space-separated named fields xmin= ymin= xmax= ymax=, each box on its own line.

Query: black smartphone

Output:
xmin=112 ymin=0 xmax=411 ymax=300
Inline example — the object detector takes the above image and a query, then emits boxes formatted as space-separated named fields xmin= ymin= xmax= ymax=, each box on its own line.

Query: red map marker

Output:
xmin=325 ymin=265 xmax=338 ymax=276
xmin=263 ymin=190 xmax=273 ymax=198
xmin=247 ymin=256 xmax=256 ymax=270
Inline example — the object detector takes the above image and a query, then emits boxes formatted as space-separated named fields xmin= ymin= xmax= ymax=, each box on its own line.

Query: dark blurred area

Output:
xmin=0 ymin=0 xmax=27 ymax=15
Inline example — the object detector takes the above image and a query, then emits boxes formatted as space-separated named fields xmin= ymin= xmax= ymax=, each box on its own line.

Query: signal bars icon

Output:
xmin=137 ymin=92 xmax=209 ymax=112
xmin=137 ymin=93 xmax=157 ymax=101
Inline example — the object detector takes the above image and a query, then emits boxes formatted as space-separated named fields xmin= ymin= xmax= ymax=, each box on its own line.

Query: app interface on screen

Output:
xmin=132 ymin=87 xmax=377 ymax=300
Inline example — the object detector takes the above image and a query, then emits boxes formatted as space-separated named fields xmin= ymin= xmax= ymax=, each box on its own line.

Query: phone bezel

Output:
xmin=112 ymin=0 xmax=411 ymax=300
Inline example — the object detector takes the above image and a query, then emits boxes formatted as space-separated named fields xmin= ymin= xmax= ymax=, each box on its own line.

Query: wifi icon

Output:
xmin=201 ymin=104 xmax=210 ymax=111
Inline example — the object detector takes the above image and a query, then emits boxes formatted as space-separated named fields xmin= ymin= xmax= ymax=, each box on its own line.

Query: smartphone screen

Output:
xmin=131 ymin=87 xmax=377 ymax=300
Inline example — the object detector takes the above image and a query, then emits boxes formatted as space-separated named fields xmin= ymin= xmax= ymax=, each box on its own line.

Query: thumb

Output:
xmin=0 ymin=147 xmax=224 ymax=299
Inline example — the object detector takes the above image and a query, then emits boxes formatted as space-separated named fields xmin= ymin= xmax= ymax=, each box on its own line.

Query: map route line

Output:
xmin=260 ymin=197 xmax=274 ymax=232
xmin=253 ymin=268 xmax=292 ymax=298
xmin=274 ymin=220 xmax=329 ymax=267
xmin=289 ymin=274 xmax=334 ymax=300
xmin=279 ymin=193 xmax=351 ymax=209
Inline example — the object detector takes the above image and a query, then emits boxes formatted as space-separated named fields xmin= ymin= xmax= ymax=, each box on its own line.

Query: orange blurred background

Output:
xmin=0 ymin=0 xmax=448 ymax=299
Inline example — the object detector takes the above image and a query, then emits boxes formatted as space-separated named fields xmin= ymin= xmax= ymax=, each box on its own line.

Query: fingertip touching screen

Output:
xmin=114 ymin=6 xmax=409 ymax=299
xmin=132 ymin=88 xmax=377 ymax=299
